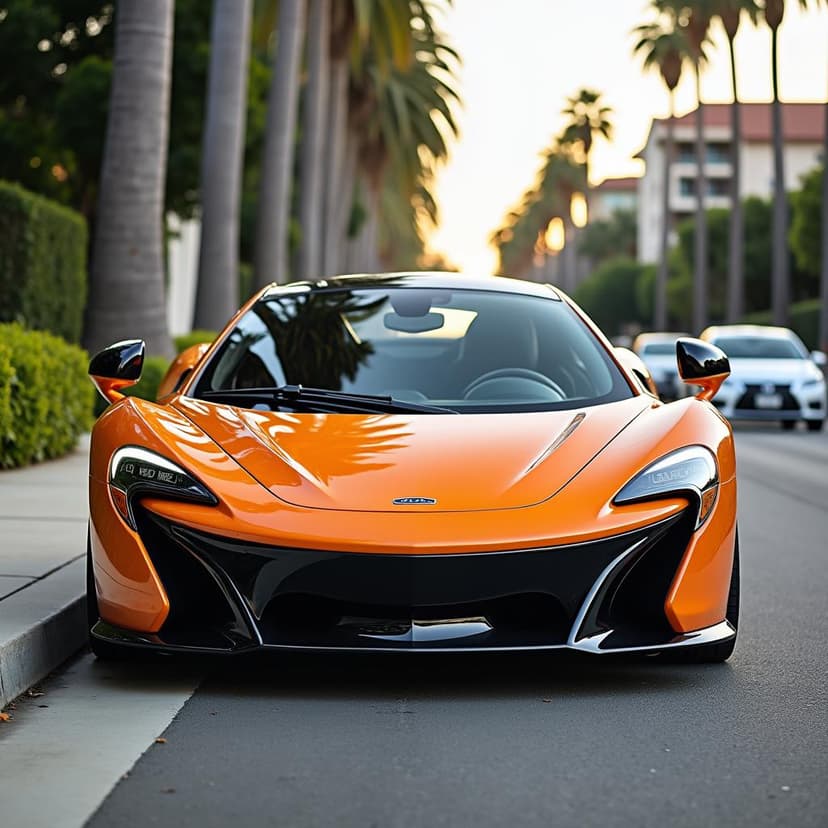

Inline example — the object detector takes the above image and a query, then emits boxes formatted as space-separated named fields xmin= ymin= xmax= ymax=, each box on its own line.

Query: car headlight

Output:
xmin=802 ymin=378 xmax=825 ymax=388
xmin=613 ymin=446 xmax=718 ymax=529
xmin=108 ymin=446 xmax=216 ymax=529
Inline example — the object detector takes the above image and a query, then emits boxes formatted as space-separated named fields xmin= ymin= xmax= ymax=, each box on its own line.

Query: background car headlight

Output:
xmin=108 ymin=446 xmax=216 ymax=529
xmin=614 ymin=446 xmax=719 ymax=529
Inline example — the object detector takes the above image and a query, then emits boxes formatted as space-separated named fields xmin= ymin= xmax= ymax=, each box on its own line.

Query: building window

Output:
xmin=679 ymin=177 xmax=695 ymax=196
xmin=675 ymin=142 xmax=730 ymax=164
xmin=678 ymin=178 xmax=731 ymax=197
xmin=707 ymin=143 xmax=730 ymax=164
xmin=708 ymin=178 xmax=730 ymax=196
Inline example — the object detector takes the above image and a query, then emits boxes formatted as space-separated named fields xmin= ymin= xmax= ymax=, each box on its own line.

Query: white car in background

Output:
xmin=632 ymin=332 xmax=691 ymax=401
xmin=699 ymin=325 xmax=827 ymax=431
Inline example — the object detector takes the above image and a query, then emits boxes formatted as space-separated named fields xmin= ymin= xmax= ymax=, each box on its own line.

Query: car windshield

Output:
xmin=713 ymin=336 xmax=804 ymax=360
xmin=192 ymin=286 xmax=633 ymax=413
xmin=640 ymin=343 xmax=675 ymax=356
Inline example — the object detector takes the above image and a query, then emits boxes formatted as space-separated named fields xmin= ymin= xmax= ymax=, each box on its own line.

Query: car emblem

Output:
xmin=393 ymin=497 xmax=437 ymax=506
xmin=760 ymin=382 xmax=776 ymax=394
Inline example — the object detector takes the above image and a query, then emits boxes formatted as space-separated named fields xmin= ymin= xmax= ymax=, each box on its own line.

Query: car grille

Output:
xmin=735 ymin=383 xmax=798 ymax=411
xmin=133 ymin=507 xmax=693 ymax=652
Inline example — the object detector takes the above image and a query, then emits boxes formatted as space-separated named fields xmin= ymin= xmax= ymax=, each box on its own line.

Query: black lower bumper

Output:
xmin=89 ymin=506 xmax=728 ymax=655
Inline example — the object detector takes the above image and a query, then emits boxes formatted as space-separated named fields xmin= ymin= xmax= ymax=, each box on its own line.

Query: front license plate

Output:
xmin=755 ymin=393 xmax=782 ymax=409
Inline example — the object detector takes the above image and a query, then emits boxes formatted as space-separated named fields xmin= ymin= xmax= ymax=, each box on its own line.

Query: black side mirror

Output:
xmin=676 ymin=338 xmax=730 ymax=400
xmin=88 ymin=339 xmax=145 ymax=402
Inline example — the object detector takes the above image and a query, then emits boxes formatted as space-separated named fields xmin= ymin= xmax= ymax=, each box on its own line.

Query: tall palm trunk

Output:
xmin=725 ymin=31 xmax=744 ymax=323
xmin=193 ymin=0 xmax=252 ymax=331
xmin=295 ymin=0 xmax=331 ymax=281
xmin=769 ymin=22 xmax=788 ymax=325
xmin=321 ymin=57 xmax=349 ymax=276
xmin=335 ymin=136 xmax=358 ymax=272
xmin=693 ymin=64 xmax=708 ymax=333
xmin=655 ymin=96 xmax=675 ymax=330
xmin=254 ymin=0 xmax=306 ymax=289
xmin=561 ymin=218 xmax=577 ymax=294
xmin=820 ymin=101 xmax=828 ymax=352
xmin=84 ymin=0 xmax=175 ymax=358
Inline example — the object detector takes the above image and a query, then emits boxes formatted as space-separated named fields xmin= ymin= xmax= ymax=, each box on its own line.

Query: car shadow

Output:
xmin=95 ymin=647 xmax=735 ymax=703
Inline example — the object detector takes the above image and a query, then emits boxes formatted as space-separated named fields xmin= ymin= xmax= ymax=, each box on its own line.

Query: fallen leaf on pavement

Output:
xmin=155 ymin=737 xmax=167 ymax=744
xmin=0 ymin=712 xmax=11 ymax=722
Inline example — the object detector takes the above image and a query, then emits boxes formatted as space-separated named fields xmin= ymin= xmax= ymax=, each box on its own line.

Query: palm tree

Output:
xmin=633 ymin=21 xmax=686 ymax=329
xmin=763 ymin=0 xmax=790 ymax=325
xmin=84 ymin=0 xmax=175 ymax=358
xmin=559 ymin=88 xmax=613 ymax=289
xmin=321 ymin=0 xmax=415 ymax=276
xmin=491 ymin=141 xmax=582 ymax=286
xmin=683 ymin=1 xmax=715 ymax=333
xmin=295 ymin=0 xmax=331 ymax=282
xmin=714 ymin=1 xmax=758 ymax=323
xmin=559 ymin=88 xmax=614 ymax=216
xmin=347 ymin=4 xmax=460 ymax=273
xmin=192 ymin=0 xmax=253 ymax=331
xmin=821 ymin=105 xmax=828 ymax=352
xmin=254 ymin=0 xmax=306 ymax=289
xmin=654 ymin=0 xmax=714 ymax=332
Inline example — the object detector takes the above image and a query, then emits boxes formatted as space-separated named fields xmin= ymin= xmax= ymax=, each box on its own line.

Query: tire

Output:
xmin=666 ymin=532 xmax=739 ymax=664
xmin=781 ymin=420 xmax=796 ymax=431
xmin=806 ymin=419 xmax=824 ymax=432
xmin=86 ymin=533 xmax=130 ymax=661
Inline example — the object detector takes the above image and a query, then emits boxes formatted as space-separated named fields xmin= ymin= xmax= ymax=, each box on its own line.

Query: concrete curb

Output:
xmin=0 ymin=558 xmax=86 ymax=709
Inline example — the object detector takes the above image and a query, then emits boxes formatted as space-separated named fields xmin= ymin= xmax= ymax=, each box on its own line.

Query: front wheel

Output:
xmin=806 ymin=419 xmax=824 ymax=432
xmin=666 ymin=532 xmax=739 ymax=664
xmin=781 ymin=420 xmax=797 ymax=431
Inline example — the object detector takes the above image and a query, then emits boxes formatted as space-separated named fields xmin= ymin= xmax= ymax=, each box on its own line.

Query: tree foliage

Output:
xmin=576 ymin=209 xmax=637 ymax=265
xmin=572 ymin=257 xmax=650 ymax=336
xmin=790 ymin=164 xmax=823 ymax=278
xmin=0 ymin=0 xmax=268 ymax=224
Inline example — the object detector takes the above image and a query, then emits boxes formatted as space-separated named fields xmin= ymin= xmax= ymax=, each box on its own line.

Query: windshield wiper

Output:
xmin=199 ymin=385 xmax=457 ymax=414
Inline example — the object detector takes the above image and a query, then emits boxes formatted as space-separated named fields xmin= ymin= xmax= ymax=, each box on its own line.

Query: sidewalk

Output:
xmin=0 ymin=436 xmax=89 ymax=708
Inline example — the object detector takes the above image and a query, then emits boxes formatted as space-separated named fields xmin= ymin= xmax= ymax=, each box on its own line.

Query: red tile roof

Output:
xmin=661 ymin=102 xmax=825 ymax=142
xmin=595 ymin=176 xmax=639 ymax=192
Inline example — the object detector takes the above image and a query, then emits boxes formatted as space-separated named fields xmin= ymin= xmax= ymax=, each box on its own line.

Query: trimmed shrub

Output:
xmin=0 ymin=323 xmax=94 ymax=469
xmin=742 ymin=298 xmax=821 ymax=350
xmin=174 ymin=330 xmax=216 ymax=354
xmin=121 ymin=356 xmax=170 ymax=403
xmin=0 ymin=342 xmax=13 ymax=447
xmin=0 ymin=181 xmax=88 ymax=344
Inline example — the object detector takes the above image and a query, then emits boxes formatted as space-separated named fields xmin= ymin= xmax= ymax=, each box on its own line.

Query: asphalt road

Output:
xmin=3 ymin=422 xmax=827 ymax=828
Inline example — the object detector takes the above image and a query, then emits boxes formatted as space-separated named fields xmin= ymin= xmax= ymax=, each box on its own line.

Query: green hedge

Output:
xmin=174 ymin=330 xmax=216 ymax=353
xmin=121 ymin=356 xmax=171 ymax=404
xmin=0 ymin=323 xmax=94 ymax=469
xmin=0 ymin=181 xmax=88 ymax=344
xmin=742 ymin=298 xmax=821 ymax=350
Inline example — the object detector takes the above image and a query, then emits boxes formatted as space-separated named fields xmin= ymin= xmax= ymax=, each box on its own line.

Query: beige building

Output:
xmin=635 ymin=102 xmax=825 ymax=264
xmin=591 ymin=176 xmax=638 ymax=221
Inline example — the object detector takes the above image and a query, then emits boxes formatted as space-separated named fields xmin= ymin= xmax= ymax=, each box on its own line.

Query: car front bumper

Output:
xmin=90 ymin=506 xmax=736 ymax=656
xmin=712 ymin=381 xmax=826 ymax=422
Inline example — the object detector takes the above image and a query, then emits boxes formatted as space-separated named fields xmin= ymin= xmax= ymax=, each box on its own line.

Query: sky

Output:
xmin=425 ymin=0 xmax=828 ymax=275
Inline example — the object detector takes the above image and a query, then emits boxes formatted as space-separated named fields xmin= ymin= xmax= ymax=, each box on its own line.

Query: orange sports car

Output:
xmin=86 ymin=274 xmax=739 ymax=662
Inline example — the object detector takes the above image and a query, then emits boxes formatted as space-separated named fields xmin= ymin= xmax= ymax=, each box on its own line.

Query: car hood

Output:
xmin=173 ymin=396 xmax=651 ymax=512
xmin=725 ymin=358 xmax=821 ymax=384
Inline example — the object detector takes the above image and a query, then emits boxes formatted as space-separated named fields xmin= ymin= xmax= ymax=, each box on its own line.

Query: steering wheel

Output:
xmin=462 ymin=368 xmax=566 ymax=400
